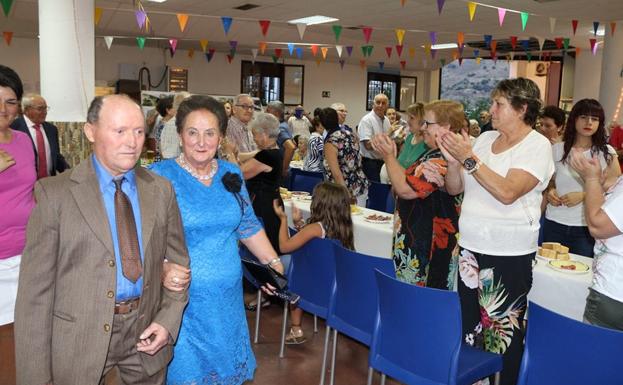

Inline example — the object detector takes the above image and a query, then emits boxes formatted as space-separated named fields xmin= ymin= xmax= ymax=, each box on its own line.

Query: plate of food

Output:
xmin=547 ymin=259 xmax=590 ymax=274
xmin=536 ymin=242 xmax=570 ymax=262
xmin=350 ymin=205 xmax=363 ymax=215
xmin=279 ymin=187 xmax=292 ymax=200
xmin=363 ymin=214 xmax=393 ymax=224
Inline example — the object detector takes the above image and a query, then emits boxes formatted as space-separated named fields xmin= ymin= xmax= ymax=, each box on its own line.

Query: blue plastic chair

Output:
xmin=517 ymin=302 xmax=623 ymax=385
xmin=369 ymin=270 xmax=502 ymax=385
xmin=367 ymin=181 xmax=393 ymax=213
xmin=279 ymin=237 xmax=337 ymax=359
xmin=321 ymin=243 xmax=395 ymax=385
xmin=289 ymin=168 xmax=324 ymax=194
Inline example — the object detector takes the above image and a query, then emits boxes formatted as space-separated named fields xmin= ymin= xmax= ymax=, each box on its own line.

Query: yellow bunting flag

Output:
xmin=409 ymin=47 xmax=416 ymax=58
xmin=259 ymin=41 xmax=267 ymax=55
xmin=424 ymin=43 xmax=431 ymax=56
xmin=94 ymin=7 xmax=103 ymax=26
xmin=395 ymin=29 xmax=406 ymax=45
xmin=321 ymin=47 xmax=328 ymax=59
xmin=188 ymin=48 xmax=195 ymax=59
xmin=200 ymin=39 xmax=208 ymax=53
xmin=177 ymin=14 xmax=189 ymax=32
xmin=467 ymin=2 xmax=477 ymax=21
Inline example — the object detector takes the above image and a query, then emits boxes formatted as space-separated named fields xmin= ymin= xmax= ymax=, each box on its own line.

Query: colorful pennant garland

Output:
xmin=395 ymin=29 xmax=405 ymax=45
xmin=3 ymin=31 xmax=12 ymax=46
xmin=498 ymin=8 xmax=506 ymax=27
xmin=467 ymin=2 xmax=477 ymax=21
xmin=1 ymin=0 xmax=14 ymax=17
xmin=332 ymin=25 xmax=343 ymax=42
xmin=520 ymin=12 xmax=529 ymax=31
xmin=200 ymin=39 xmax=208 ymax=53
xmin=572 ymin=20 xmax=578 ymax=35
xmin=104 ymin=36 xmax=114 ymax=50
xmin=177 ymin=14 xmax=189 ymax=32
xmin=136 ymin=36 xmax=146 ymax=50
xmin=95 ymin=7 xmax=103 ymax=26
xmin=296 ymin=23 xmax=306 ymax=40
xmin=362 ymin=27 xmax=373 ymax=44
xmin=321 ymin=47 xmax=328 ymax=59
xmin=259 ymin=20 xmax=270 ymax=36
xmin=221 ymin=17 xmax=233 ymax=35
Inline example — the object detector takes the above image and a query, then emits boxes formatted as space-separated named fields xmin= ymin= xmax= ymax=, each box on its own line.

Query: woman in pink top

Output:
xmin=0 ymin=65 xmax=35 ymax=384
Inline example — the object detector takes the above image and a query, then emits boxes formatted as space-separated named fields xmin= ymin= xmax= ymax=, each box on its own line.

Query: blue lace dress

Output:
xmin=150 ymin=159 xmax=261 ymax=385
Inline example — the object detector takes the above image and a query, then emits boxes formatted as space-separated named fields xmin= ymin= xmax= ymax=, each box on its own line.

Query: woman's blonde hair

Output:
xmin=308 ymin=182 xmax=354 ymax=250
xmin=406 ymin=102 xmax=425 ymax=119
xmin=424 ymin=100 xmax=465 ymax=133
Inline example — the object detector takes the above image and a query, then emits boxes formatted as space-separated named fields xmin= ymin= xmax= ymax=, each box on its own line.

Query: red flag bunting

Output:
xmin=274 ymin=48 xmax=282 ymax=58
xmin=3 ymin=31 xmax=13 ymax=45
xmin=572 ymin=20 xmax=578 ymax=35
xmin=510 ymin=36 xmax=517 ymax=50
xmin=259 ymin=20 xmax=271 ymax=36
xmin=385 ymin=47 xmax=392 ymax=58
xmin=395 ymin=45 xmax=403 ymax=57
xmin=362 ymin=27 xmax=373 ymax=43
xmin=554 ymin=38 xmax=563 ymax=49
xmin=311 ymin=44 xmax=318 ymax=56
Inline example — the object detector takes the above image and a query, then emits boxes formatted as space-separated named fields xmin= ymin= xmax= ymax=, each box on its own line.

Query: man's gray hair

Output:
xmin=234 ymin=93 xmax=253 ymax=106
xmin=267 ymin=100 xmax=284 ymax=115
xmin=248 ymin=112 xmax=280 ymax=139
xmin=330 ymin=102 xmax=345 ymax=111
xmin=21 ymin=93 xmax=43 ymax=110
xmin=86 ymin=94 xmax=140 ymax=124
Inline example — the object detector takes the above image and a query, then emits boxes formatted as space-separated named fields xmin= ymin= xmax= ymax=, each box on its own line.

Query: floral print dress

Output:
xmin=392 ymin=149 xmax=459 ymax=289
xmin=323 ymin=129 xmax=369 ymax=199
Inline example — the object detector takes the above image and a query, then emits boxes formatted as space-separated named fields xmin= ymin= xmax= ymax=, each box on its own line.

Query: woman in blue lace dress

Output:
xmin=151 ymin=95 xmax=284 ymax=385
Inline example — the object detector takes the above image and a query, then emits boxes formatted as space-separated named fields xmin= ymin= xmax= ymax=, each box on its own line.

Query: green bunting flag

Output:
xmin=1 ymin=0 xmax=14 ymax=16
xmin=136 ymin=37 xmax=146 ymax=50
xmin=332 ymin=25 xmax=343 ymax=42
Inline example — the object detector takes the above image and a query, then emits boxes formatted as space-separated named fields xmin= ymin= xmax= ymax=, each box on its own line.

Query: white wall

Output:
xmin=573 ymin=49 xmax=603 ymax=102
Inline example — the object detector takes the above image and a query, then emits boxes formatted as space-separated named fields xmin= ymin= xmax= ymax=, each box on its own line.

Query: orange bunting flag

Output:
xmin=321 ymin=47 xmax=328 ymax=59
xmin=3 ymin=31 xmax=13 ymax=46
xmin=467 ymin=2 xmax=477 ymax=21
xmin=395 ymin=29 xmax=406 ymax=45
xmin=187 ymin=48 xmax=195 ymax=59
xmin=259 ymin=41 xmax=267 ymax=55
xmin=359 ymin=59 xmax=366 ymax=69
xmin=401 ymin=0 xmax=406 ymax=6
xmin=611 ymin=22 xmax=617 ymax=36
xmin=95 ymin=7 xmax=103 ymax=26
xmin=575 ymin=47 xmax=581 ymax=57
xmin=259 ymin=20 xmax=271 ymax=36
xmin=409 ymin=47 xmax=416 ymax=58
xmin=316 ymin=57 xmax=322 ymax=66
xmin=177 ymin=14 xmax=189 ymax=32
xmin=200 ymin=39 xmax=208 ymax=53
xmin=452 ymin=51 xmax=459 ymax=61
xmin=311 ymin=44 xmax=319 ymax=56
xmin=572 ymin=20 xmax=578 ymax=35
xmin=457 ymin=32 xmax=464 ymax=47
xmin=490 ymin=40 xmax=497 ymax=53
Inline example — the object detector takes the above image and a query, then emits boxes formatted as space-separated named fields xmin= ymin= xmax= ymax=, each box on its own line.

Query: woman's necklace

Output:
xmin=177 ymin=154 xmax=218 ymax=181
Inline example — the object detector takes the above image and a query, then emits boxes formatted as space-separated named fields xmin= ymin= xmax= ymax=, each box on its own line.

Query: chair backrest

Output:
xmin=517 ymin=302 xmax=623 ymax=385
xmin=366 ymin=181 xmax=392 ymax=213
xmin=289 ymin=168 xmax=324 ymax=194
xmin=327 ymin=243 xmax=395 ymax=346
xmin=287 ymin=237 xmax=336 ymax=318
xmin=370 ymin=270 xmax=463 ymax=385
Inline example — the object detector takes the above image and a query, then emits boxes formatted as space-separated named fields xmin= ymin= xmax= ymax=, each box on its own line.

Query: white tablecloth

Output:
xmin=284 ymin=199 xmax=394 ymax=259
xmin=528 ymin=254 xmax=593 ymax=321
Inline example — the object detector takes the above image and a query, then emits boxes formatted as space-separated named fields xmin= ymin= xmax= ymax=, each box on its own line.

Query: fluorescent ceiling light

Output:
xmin=147 ymin=0 xmax=167 ymax=2
xmin=594 ymin=27 xmax=605 ymax=37
xmin=424 ymin=43 xmax=458 ymax=50
xmin=288 ymin=15 xmax=339 ymax=26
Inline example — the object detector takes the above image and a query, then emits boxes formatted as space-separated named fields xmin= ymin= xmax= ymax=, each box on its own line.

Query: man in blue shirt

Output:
xmin=266 ymin=100 xmax=296 ymax=186
xmin=15 ymin=94 xmax=190 ymax=385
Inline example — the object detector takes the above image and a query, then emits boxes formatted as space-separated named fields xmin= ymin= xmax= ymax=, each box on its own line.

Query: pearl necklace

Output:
xmin=177 ymin=154 xmax=218 ymax=181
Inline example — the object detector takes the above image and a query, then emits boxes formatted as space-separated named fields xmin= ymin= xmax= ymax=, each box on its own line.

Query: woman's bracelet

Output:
xmin=267 ymin=257 xmax=282 ymax=267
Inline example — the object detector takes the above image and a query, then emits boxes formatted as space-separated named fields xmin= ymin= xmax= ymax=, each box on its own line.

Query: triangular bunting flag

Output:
xmin=537 ymin=36 xmax=545 ymax=52
xmin=3 ymin=31 xmax=12 ymax=46
xmin=563 ymin=38 xmax=570 ymax=51
xmin=611 ymin=22 xmax=617 ymax=36
xmin=575 ymin=47 xmax=581 ymax=57
xmin=520 ymin=12 xmax=529 ymax=31
xmin=136 ymin=37 xmax=146 ymax=50
xmin=400 ymin=60 xmax=406 ymax=70
xmin=229 ymin=40 xmax=238 ymax=50
xmin=206 ymin=48 xmax=215 ymax=62
xmin=593 ymin=21 xmax=600 ymax=36
xmin=274 ymin=48 xmax=282 ymax=58
xmin=424 ymin=43 xmax=431 ymax=56
xmin=332 ymin=25 xmax=343 ymax=42
xmin=177 ymin=14 xmax=189 ymax=32
xmin=229 ymin=48 xmax=236 ymax=58
xmin=385 ymin=47 xmax=392 ymax=58
xmin=457 ymin=32 xmax=464 ymax=47
xmin=361 ymin=46 xmax=368 ymax=57
xmin=311 ymin=44 xmax=319 ymax=56
xmin=288 ymin=43 xmax=295 ymax=56
xmin=95 ymin=7 xmax=103 ymax=26
xmin=339 ymin=60 xmax=345 ymax=69
xmin=491 ymin=40 xmax=498 ymax=54
xmin=315 ymin=57 xmax=322 ymax=66
xmin=498 ymin=8 xmax=506 ymax=27
xmin=458 ymin=44 xmax=464 ymax=56
xmin=104 ymin=36 xmax=113 ymax=50
xmin=473 ymin=49 xmax=480 ymax=57
xmin=484 ymin=35 xmax=492 ymax=49
xmin=527 ymin=52 xmax=532 ymax=62
xmin=145 ymin=17 xmax=151 ymax=32
xmin=409 ymin=47 xmax=415 ymax=58
xmin=321 ymin=47 xmax=328 ymax=59
xmin=459 ymin=57 xmax=464 ymax=66
xmin=437 ymin=0 xmax=445 ymax=14
xmin=259 ymin=42 xmax=267 ymax=55
xmin=296 ymin=23 xmax=306 ymax=40
xmin=362 ymin=27 xmax=373 ymax=43
xmin=227 ymin=55 xmax=234 ymax=64
xmin=467 ymin=2 xmax=477 ymax=21
xmin=521 ymin=39 xmax=529 ymax=51
xmin=221 ymin=17 xmax=233 ymax=35
xmin=336 ymin=45 xmax=343 ymax=57
xmin=367 ymin=46 xmax=374 ymax=56
xmin=251 ymin=48 xmax=258 ymax=61
xmin=169 ymin=39 xmax=178 ymax=55
xmin=378 ymin=62 xmax=384 ymax=70
xmin=359 ymin=60 xmax=366 ymax=70
xmin=401 ymin=0 xmax=406 ymax=7
xmin=550 ymin=18 xmax=556 ymax=34
xmin=187 ymin=48 xmax=195 ymax=59
xmin=1 ymin=0 xmax=14 ymax=16
xmin=296 ymin=47 xmax=303 ymax=59
xmin=395 ymin=29 xmax=406 ymax=45
xmin=259 ymin=20 xmax=270 ymax=36
xmin=509 ymin=52 xmax=515 ymax=60
xmin=429 ymin=31 xmax=437 ymax=45
xmin=395 ymin=45 xmax=403 ymax=57
xmin=555 ymin=37 xmax=563 ymax=49
xmin=510 ymin=36 xmax=518 ymax=50
xmin=135 ymin=10 xmax=147 ymax=29
xmin=590 ymin=38 xmax=597 ymax=55
xmin=200 ymin=39 xmax=208 ymax=52
xmin=572 ymin=20 xmax=578 ymax=35
xmin=346 ymin=46 xmax=353 ymax=57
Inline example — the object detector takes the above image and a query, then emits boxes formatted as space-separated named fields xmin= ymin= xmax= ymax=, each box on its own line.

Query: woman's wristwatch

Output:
xmin=463 ymin=156 xmax=482 ymax=174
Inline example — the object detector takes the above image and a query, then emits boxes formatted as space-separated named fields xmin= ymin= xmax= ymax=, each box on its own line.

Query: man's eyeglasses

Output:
xmin=0 ymin=99 xmax=19 ymax=108
xmin=422 ymin=120 xmax=439 ymax=128
xmin=337 ymin=109 xmax=348 ymax=114
xmin=236 ymin=104 xmax=254 ymax=111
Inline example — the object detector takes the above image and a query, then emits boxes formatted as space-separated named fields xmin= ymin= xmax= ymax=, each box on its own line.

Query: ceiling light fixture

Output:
xmin=288 ymin=15 xmax=339 ymax=26
xmin=147 ymin=0 xmax=167 ymax=3
xmin=426 ymin=43 xmax=459 ymax=50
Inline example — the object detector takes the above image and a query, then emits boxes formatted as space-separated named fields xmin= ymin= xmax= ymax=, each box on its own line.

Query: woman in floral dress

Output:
xmin=322 ymin=107 xmax=369 ymax=206
xmin=438 ymin=78 xmax=555 ymax=385
xmin=372 ymin=100 xmax=462 ymax=289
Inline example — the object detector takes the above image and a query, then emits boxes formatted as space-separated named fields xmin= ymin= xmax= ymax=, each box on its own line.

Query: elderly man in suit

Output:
xmin=14 ymin=94 xmax=190 ymax=385
xmin=11 ymin=94 xmax=69 ymax=178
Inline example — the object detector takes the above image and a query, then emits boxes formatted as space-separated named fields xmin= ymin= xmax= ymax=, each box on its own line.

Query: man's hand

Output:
xmin=162 ymin=261 xmax=191 ymax=292
xmin=136 ymin=322 xmax=170 ymax=355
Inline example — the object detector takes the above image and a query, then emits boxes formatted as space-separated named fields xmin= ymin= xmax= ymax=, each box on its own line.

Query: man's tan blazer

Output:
xmin=14 ymin=157 xmax=190 ymax=385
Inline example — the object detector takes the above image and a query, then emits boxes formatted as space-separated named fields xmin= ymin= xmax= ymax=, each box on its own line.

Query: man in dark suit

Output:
xmin=11 ymin=94 xmax=69 ymax=178
xmin=14 ymin=94 xmax=190 ymax=385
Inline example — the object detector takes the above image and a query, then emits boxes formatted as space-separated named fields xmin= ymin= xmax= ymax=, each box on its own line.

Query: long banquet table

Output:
xmin=283 ymin=198 xmax=394 ymax=259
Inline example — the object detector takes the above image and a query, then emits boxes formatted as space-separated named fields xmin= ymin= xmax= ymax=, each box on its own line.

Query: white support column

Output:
xmin=599 ymin=31 xmax=623 ymax=123
xmin=39 ymin=0 xmax=94 ymax=122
